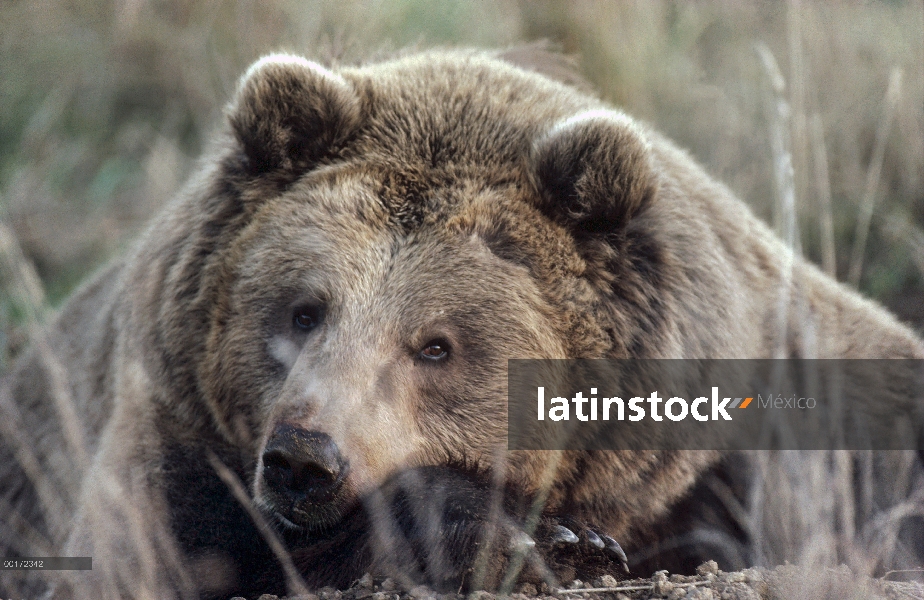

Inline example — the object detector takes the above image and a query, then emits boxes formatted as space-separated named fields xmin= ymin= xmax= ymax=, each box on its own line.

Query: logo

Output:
xmin=537 ymin=387 xmax=755 ymax=422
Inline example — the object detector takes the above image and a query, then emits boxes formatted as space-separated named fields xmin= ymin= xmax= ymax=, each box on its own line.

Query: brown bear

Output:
xmin=1 ymin=48 xmax=923 ymax=599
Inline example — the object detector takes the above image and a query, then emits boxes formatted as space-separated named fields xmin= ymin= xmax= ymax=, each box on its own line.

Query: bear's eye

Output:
xmin=292 ymin=304 xmax=323 ymax=332
xmin=419 ymin=339 xmax=450 ymax=361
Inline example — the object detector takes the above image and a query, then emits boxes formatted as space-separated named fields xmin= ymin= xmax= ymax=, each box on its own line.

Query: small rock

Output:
xmin=409 ymin=585 xmax=435 ymax=600
xmin=229 ymin=597 xmax=246 ymax=600
xmin=615 ymin=594 xmax=631 ymax=600
xmin=667 ymin=587 xmax=686 ymax=600
xmin=257 ymin=595 xmax=279 ymax=600
xmin=696 ymin=560 xmax=719 ymax=576
xmin=380 ymin=578 xmax=398 ymax=592
xmin=518 ymin=583 xmax=538 ymax=596
xmin=570 ymin=580 xmax=584 ymax=589
xmin=357 ymin=573 xmax=374 ymax=589
xmin=741 ymin=567 xmax=763 ymax=584
xmin=599 ymin=575 xmax=618 ymax=588
xmin=653 ymin=580 xmax=675 ymax=595
xmin=723 ymin=571 xmax=746 ymax=583
xmin=653 ymin=570 xmax=670 ymax=583
xmin=290 ymin=595 xmax=320 ymax=600
xmin=371 ymin=593 xmax=390 ymax=600
xmin=354 ymin=591 xmax=373 ymax=600
xmin=318 ymin=589 xmax=341 ymax=600
xmin=683 ymin=587 xmax=713 ymax=600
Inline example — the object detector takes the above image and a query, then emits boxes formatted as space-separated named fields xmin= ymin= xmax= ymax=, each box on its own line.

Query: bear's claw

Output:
xmin=539 ymin=517 xmax=630 ymax=577
xmin=601 ymin=534 xmax=628 ymax=565
xmin=549 ymin=524 xmax=580 ymax=544
xmin=585 ymin=529 xmax=605 ymax=549
xmin=510 ymin=530 xmax=537 ymax=550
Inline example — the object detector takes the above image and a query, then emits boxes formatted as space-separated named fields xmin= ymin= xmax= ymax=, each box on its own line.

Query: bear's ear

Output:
xmin=530 ymin=110 xmax=657 ymax=236
xmin=228 ymin=54 xmax=361 ymax=182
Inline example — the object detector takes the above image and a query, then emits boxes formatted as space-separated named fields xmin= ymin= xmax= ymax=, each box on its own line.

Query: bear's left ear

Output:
xmin=228 ymin=54 xmax=361 ymax=184
xmin=530 ymin=110 xmax=657 ymax=236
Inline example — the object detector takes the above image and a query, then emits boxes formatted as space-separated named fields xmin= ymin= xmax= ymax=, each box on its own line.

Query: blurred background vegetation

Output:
xmin=2 ymin=0 xmax=923 ymax=370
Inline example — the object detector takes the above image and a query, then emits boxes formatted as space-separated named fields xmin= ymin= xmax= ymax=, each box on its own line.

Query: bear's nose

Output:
xmin=261 ymin=424 xmax=345 ymax=501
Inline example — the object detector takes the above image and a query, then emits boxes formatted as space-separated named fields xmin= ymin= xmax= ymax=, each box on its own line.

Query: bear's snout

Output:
xmin=260 ymin=424 xmax=350 ymax=528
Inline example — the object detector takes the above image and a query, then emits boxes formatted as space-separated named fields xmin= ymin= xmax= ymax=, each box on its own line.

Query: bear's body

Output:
xmin=2 ymin=49 xmax=922 ymax=599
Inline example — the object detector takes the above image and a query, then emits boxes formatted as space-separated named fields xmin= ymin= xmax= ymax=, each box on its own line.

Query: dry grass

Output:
xmin=2 ymin=2 xmax=922 ymax=357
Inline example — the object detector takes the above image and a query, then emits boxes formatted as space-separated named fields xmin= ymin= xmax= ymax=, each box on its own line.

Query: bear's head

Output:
xmin=191 ymin=52 xmax=669 ymax=532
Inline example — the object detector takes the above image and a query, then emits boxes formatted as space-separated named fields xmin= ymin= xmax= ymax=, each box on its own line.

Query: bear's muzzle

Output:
xmin=260 ymin=424 xmax=351 ymax=529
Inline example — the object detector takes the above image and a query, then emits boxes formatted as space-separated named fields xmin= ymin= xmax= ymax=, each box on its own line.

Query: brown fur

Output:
xmin=2 ymin=48 xmax=923 ymax=598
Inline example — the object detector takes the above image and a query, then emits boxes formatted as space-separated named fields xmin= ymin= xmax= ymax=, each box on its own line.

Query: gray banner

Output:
xmin=507 ymin=359 xmax=924 ymax=450
xmin=1 ymin=557 xmax=92 ymax=570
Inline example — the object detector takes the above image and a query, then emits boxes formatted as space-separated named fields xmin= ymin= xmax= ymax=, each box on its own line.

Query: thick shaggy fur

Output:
xmin=2 ymin=48 xmax=923 ymax=599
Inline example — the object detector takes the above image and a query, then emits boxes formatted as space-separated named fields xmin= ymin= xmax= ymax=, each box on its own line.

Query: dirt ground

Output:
xmin=233 ymin=563 xmax=924 ymax=600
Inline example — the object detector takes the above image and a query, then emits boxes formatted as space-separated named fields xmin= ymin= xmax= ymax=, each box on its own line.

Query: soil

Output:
xmin=233 ymin=563 xmax=924 ymax=600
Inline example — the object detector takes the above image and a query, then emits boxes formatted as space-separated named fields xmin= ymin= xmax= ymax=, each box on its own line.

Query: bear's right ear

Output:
xmin=530 ymin=110 xmax=657 ymax=236
xmin=228 ymin=54 xmax=361 ymax=184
